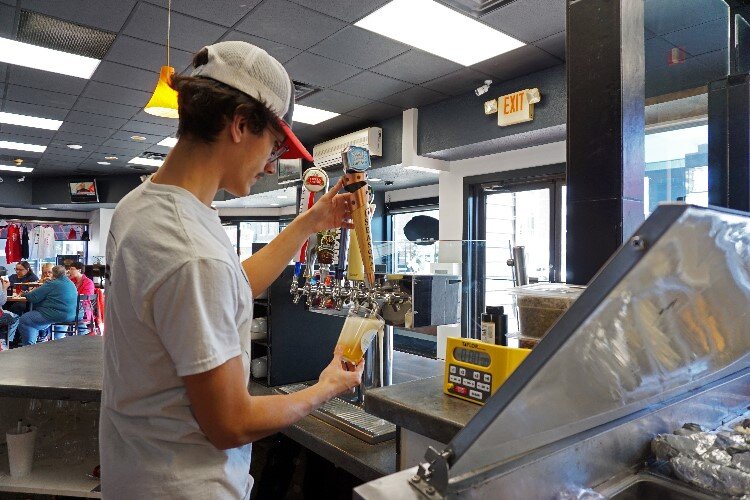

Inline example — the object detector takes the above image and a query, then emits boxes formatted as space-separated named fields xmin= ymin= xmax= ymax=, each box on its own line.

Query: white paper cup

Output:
xmin=6 ymin=426 xmax=36 ymax=477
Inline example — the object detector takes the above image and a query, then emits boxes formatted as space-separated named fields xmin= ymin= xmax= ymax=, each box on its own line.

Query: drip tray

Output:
xmin=276 ymin=383 xmax=396 ymax=444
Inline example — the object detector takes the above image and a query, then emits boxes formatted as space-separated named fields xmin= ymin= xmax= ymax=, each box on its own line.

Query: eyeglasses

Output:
xmin=267 ymin=128 xmax=288 ymax=164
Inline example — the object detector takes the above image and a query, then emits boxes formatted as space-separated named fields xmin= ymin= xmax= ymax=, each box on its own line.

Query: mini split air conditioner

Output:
xmin=313 ymin=127 xmax=382 ymax=169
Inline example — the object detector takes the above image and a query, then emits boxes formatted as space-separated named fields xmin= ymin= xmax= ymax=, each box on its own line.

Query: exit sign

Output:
xmin=486 ymin=88 xmax=541 ymax=127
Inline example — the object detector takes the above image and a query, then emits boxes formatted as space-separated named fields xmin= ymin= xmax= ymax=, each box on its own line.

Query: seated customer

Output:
xmin=67 ymin=262 xmax=95 ymax=333
xmin=14 ymin=266 xmax=77 ymax=346
xmin=6 ymin=261 xmax=39 ymax=315
xmin=39 ymin=263 xmax=54 ymax=283
xmin=0 ymin=278 xmax=20 ymax=345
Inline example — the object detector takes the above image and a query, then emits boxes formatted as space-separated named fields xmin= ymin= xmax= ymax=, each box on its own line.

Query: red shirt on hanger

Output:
xmin=4 ymin=224 xmax=21 ymax=264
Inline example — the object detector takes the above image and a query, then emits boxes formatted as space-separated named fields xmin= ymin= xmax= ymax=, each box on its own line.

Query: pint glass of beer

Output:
xmin=338 ymin=305 xmax=384 ymax=364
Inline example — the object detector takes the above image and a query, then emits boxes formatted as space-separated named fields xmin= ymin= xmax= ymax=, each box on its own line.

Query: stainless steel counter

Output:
xmin=0 ymin=336 xmax=444 ymax=482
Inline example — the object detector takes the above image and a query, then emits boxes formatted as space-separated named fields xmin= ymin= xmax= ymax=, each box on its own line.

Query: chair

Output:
xmin=49 ymin=294 xmax=99 ymax=339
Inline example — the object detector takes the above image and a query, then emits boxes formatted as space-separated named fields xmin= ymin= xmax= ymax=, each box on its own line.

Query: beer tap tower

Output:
xmin=290 ymin=146 xmax=461 ymax=400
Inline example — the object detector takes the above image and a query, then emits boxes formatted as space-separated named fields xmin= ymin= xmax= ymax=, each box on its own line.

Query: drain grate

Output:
xmin=18 ymin=10 xmax=115 ymax=59
xmin=277 ymin=383 xmax=396 ymax=444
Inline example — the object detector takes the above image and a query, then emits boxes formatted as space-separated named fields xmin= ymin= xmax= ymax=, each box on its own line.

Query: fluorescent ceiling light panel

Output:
xmin=128 ymin=157 xmax=163 ymax=167
xmin=0 ymin=112 xmax=62 ymax=131
xmin=0 ymin=37 xmax=100 ymax=79
xmin=405 ymin=165 xmax=441 ymax=174
xmin=0 ymin=164 xmax=34 ymax=173
xmin=0 ymin=140 xmax=46 ymax=153
xmin=356 ymin=0 xmax=525 ymax=66
xmin=157 ymin=137 xmax=178 ymax=148
xmin=293 ymin=105 xmax=339 ymax=125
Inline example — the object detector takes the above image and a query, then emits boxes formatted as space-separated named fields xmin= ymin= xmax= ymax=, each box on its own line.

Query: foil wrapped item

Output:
xmin=716 ymin=432 xmax=750 ymax=454
xmin=652 ymin=433 xmax=717 ymax=460
xmin=670 ymin=455 xmax=750 ymax=497
xmin=733 ymin=453 xmax=750 ymax=474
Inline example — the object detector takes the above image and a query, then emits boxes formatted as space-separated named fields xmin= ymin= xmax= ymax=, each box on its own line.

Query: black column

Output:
xmin=708 ymin=0 xmax=750 ymax=214
xmin=565 ymin=0 xmax=645 ymax=285
xmin=708 ymin=75 xmax=750 ymax=211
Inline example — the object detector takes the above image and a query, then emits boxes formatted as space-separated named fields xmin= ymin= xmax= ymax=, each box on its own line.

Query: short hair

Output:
xmin=17 ymin=261 xmax=30 ymax=271
xmin=68 ymin=262 xmax=84 ymax=272
xmin=42 ymin=263 xmax=53 ymax=271
xmin=169 ymin=48 xmax=282 ymax=144
xmin=51 ymin=265 xmax=67 ymax=279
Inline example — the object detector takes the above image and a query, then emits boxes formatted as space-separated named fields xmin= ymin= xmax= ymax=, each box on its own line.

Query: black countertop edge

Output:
xmin=364 ymin=376 xmax=480 ymax=444
xmin=0 ymin=386 xmax=101 ymax=402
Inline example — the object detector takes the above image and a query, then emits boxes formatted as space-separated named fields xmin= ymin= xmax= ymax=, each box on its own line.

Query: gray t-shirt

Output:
xmin=100 ymin=180 xmax=254 ymax=499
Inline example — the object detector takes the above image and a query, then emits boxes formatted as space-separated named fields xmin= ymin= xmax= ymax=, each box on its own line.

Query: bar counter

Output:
xmin=0 ymin=336 xmax=446 ymax=483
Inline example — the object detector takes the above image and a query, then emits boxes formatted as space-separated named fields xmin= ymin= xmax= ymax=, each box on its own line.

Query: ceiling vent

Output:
xmin=437 ymin=0 xmax=516 ymax=18
xmin=18 ymin=10 xmax=115 ymax=59
xmin=140 ymin=151 xmax=167 ymax=161
xmin=293 ymin=80 xmax=321 ymax=101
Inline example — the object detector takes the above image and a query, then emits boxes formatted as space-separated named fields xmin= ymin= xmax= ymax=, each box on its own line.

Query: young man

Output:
xmin=100 ymin=41 xmax=364 ymax=498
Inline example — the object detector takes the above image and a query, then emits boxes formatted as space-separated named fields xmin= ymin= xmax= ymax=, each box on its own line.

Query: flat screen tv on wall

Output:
xmin=69 ymin=180 xmax=99 ymax=203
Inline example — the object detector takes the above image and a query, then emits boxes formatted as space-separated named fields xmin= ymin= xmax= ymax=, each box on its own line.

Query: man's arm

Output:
xmin=184 ymin=347 xmax=363 ymax=449
xmin=242 ymin=178 xmax=353 ymax=296
xmin=24 ymin=282 xmax=49 ymax=303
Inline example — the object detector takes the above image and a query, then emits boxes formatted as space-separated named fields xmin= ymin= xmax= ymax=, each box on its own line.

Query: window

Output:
xmin=239 ymin=221 xmax=280 ymax=260
xmin=644 ymin=124 xmax=708 ymax=215
xmin=391 ymin=208 xmax=439 ymax=274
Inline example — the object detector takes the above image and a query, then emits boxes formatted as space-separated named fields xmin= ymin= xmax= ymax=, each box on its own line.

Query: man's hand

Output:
xmin=316 ymin=345 xmax=365 ymax=399
xmin=302 ymin=178 xmax=354 ymax=234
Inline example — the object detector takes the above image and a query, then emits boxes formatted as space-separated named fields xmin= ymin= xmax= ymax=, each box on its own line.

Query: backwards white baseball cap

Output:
xmin=190 ymin=40 xmax=313 ymax=162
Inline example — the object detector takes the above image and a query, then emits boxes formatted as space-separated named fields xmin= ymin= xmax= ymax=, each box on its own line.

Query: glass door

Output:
xmin=483 ymin=183 xmax=555 ymax=332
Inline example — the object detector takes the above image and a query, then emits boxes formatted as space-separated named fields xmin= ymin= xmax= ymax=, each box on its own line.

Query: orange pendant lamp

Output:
xmin=144 ymin=0 xmax=178 ymax=118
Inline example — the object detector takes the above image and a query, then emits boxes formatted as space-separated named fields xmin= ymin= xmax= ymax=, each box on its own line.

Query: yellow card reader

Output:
xmin=444 ymin=337 xmax=531 ymax=405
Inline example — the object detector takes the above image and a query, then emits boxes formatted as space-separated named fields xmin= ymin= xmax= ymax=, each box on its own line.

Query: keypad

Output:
xmin=447 ymin=364 xmax=492 ymax=403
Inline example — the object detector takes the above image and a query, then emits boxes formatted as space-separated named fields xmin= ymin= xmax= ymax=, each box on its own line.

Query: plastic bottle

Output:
xmin=486 ymin=306 xmax=508 ymax=346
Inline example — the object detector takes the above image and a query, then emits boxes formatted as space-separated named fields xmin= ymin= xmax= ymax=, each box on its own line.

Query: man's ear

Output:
xmin=229 ymin=112 xmax=245 ymax=144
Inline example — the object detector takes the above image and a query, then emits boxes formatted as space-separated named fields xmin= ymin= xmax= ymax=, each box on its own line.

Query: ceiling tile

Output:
xmin=82 ymin=81 xmax=152 ymax=107
xmin=662 ymin=18 xmax=727 ymax=57
xmin=73 ymin=98 xmax=140 ymax=120
xmin=5 ymin=85 xmax=78 ymax=109
xmin=143 ymin=0 xmax=261 ymax=27
xmin=284 ymin=53 xmax=361 ymax=88
xmin=102 ymin=138 xmax=154 ymax=151
xmin=371 ymin=49 xmax=463 ymax=85
xmin=332 ymin=72 xmax=411 ymax=100
xmin=2 ymin=100 xmax=69 ymax=120
xmin=298 ymin=114 xmax=368 ymax=144
xmin=235 ymin=0 xmax=346 ymax=50
xmin=130 ymin=110 xmax=178 ymax=127
xmin=309 ymin=26 xmax=410 ymax=69
xmin=0 ymin=130 xmax=50 ymax=146
xmin=109 ymin=130 xmax=164 ymax=143
xmin=121 ymin=120 xmax=176 ymax=137
xmin=379 ymin=86 xmax=447 ymax=109
xmin=19 ymin=0 xmax=139 ymax=32
xmin=347 ymin=101 xmax=403 ymax=121
xmin=470 ymin=45 xmax=562 ymax=83
xmin=52 ymin=131 xmax=107 ymax=147
xmin=480 ymin=0 xmax=565 ymax=43
xmin=43 ymin=145 xmax=93 ymax=158
xmin=65 ymin=110 xmax=128 ymax=130
xmin=644 ymin=0 xmax=727 ymax=36
xmin=289 ymin=0 xmax=390 ymax=22
xmin=220 ymin=31 xmax=302 ymax=64
xmin=123 ymin=2 xmax=226 ymax=53
xmin=0 ymin=123 xmax=55 ymax=140
xmin=0 ymin=4 xmax=14 ymax=37
xmin=7 ymin=66 xmax=87 ymax=95
xmin=298 ymin=89 xmax=371 ymax=114
xmin=96 ymin=145 xmax=148 ymax=157
xmin=422 ymin=68 xmax=492 ymax=96
xmin=58 ymin=122 xmax=116 ymax=139
xmin=534 ymin=31 xmax=565 ymax=60
xmin=92 ymin=61 xmax=160 ymax=93
xmin=105 ymin=35 xmax=193 ymax=72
